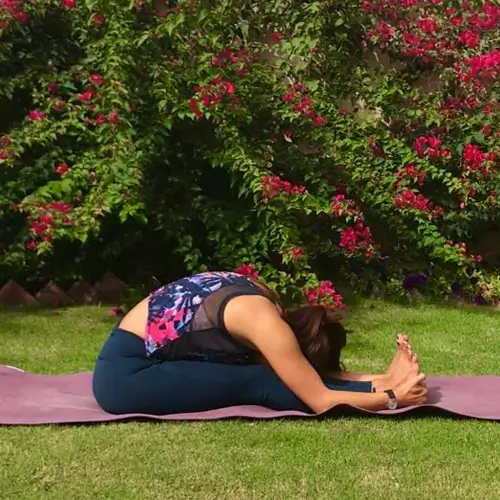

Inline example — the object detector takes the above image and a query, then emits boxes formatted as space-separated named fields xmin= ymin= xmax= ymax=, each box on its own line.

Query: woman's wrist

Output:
xmin=322 ymin=389 xmax=393 ymax=413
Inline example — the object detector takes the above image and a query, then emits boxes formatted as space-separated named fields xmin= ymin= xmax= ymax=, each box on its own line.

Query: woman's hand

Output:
xmin=394 ymin=373 xmax=428 ymax=407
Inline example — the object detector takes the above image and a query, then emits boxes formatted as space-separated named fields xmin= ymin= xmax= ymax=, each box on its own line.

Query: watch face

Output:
xmin=388 ymin=399 xmax=398 ymax=410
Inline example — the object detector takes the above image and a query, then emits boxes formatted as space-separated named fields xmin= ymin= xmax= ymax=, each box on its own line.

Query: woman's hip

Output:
xmin=92 ymin=326 xmax=153 ymax=411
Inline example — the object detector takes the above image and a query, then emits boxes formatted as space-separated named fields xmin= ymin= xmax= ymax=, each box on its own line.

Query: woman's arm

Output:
xmin=223 ymin=295 xmax=392 ymax=414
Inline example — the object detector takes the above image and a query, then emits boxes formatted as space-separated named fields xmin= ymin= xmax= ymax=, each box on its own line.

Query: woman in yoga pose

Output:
xmin=92 ymin=271 xmax=427 ymax=415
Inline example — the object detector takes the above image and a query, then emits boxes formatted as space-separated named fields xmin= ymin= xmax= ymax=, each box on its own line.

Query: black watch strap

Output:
xmin=385 ymin=389 xmax=396 ymax=399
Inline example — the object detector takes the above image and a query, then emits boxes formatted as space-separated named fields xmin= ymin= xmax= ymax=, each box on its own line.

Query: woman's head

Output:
xmin=284 ymin=305 xmax=349 ymax=374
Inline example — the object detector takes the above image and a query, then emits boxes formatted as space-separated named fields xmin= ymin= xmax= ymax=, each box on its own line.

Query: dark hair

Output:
xmin=284 ymin=305 xmax=349 ymax=374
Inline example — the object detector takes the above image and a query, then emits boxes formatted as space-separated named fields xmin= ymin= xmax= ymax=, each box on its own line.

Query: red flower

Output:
xmin=413 ymin=136 xmax=450 ymax=159
xmin=394 ymin=189 xmax=440 ymax=215
xmin=48 ymin=82 xmax=59 ymax=94
xmin=48 ymin=201 xmax=72 ymax=213
xmin=109 ymin=307 xmax=124 ymax=317
xmin=25 ymin=240 xmax=38 ymax=251
xmin=458 ymin=30 xmax=480 ymax=48
xmin=462 ymin=143 xmax=493 ymax=171
xmin=189 ymin=98 xmax=203 ymax=118
xmin=271 ymin=32 xmax=282 ymax=42
xmin=222 ymin=81 xmax=236 ymax=95
xmin=95 ymin=113 xmax=105 ymax=125
xmin=339 ymin=224 xmax=373 ymax=255
xmin=261 ymin=176 xmax=305 ymax=198
xmin=62 ymin=0 xmax=76 ymax=8
xmin=28 ymin=110 xmax=46 ymax=121
xmin=30 ymin=221 xmax=48 ymax=235
xmin=312 ymin=115 xmax=325 ymax=126
xmin=56 ymin=163 xmax=69 ymax=175
xmin=234 ymin=264 xmax=259 ymax=280
xmin=304 ymin=280 xmax=345 ymax=310
xmin=40 ymin=215 xmax=53 ymax=225
xmin=418 ymin=17 xmax=438 ymax=35
xmin=55 ymin=100 xmax=67 ymax=111
xmin=90 ymin=74 xmax=105 ymax=86
xmin=108 ymin=111 xmax=120 ymax=123
xmin=283 ymin=247 xmax=303 ymax=260
xmin=92 ymin=13 xmax=105 ymax=24
xmin=79 ymin=90 xmax=93 ymax=103
xmin=331 ymin=194 xmax=361 ymax=218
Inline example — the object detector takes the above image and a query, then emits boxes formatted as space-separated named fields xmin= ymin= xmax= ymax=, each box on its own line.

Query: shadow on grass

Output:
xmin=0 ymin=306 xmax=116 ymax=329
xmin=0 ymin=306 xmax=64 ymax=318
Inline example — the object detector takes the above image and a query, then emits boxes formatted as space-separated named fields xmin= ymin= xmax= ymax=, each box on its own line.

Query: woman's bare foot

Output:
xmin=372 ymin=334 xmax=420 ymax=392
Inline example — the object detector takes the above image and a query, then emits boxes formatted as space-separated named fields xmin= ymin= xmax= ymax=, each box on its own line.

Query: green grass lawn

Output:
xmin=1 ymin=300 xmax=500 ymax=500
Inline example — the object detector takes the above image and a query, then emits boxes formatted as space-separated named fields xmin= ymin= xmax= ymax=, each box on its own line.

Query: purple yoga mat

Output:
xmin=0 ymin=364 xmax=499 ymax=425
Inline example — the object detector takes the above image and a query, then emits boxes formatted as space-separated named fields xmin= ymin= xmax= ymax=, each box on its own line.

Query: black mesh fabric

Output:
xmin=151 ymin=283 xmax=275 ymax=364
xmin=192 ymin=284 xmax=273 ymax=331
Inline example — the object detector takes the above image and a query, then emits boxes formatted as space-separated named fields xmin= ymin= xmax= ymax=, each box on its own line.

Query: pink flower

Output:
xmin=304 ymin=280 xmax=345 ymax=310
xmin=95 ymin=113 xmax=105 ymax=125
xmin=222 ymin=81 xmax=236 ymax=95
xmin=458 ymin=30 xmax=480 ymax=48
xmin=312 ymin=115 xmax=325 ymax=126
xmin=25 ymin=240 xmax=38 ymax=251
xmin=413 ymin=136 xmax=450 ymax=159
xmin=108 ymin=111 xmax=120 ymax=123
xmin=28 ymin=110 xmax=46 ymax=121
xmin=339 ymin=224 xmax=373 ymax=255
xmin=261 ymin=176 xmax=305 ymax=198
xmin=92 ymin=13 xmax=105 ymax=24
xmin=90 ymin=74 xmax=105 ymax=86
xmin=189 ymin=98 xmax=203 ymax=118
xmin=234 ymin=263 xmax=260 ymax=280
xmin=418 ymin=17 xmax=438 ymax=35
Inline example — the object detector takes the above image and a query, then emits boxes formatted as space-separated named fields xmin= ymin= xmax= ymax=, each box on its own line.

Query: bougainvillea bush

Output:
xmin=1 ymin=0 xmax=500 ymax=307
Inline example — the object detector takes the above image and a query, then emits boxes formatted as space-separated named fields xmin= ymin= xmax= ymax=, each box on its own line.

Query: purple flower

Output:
xmin=403 ymin=273 xmax=428 ymax=291
xmin=474 ymin=295 xmax=487 ymax=305
xmin=379 ymin=254 xmax=390 ymax=264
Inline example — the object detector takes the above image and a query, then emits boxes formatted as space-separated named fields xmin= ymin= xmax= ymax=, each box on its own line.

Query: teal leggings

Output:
xmin=92 ymin=327 xmax=373 ymax=415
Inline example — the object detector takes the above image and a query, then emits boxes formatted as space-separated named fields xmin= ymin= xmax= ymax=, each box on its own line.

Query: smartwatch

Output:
xmin=384 ymin=389 xmax=398 ymax=410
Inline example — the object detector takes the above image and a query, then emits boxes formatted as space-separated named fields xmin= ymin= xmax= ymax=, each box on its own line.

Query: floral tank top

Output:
xmin=145 ymin=271 xmax=273 ymax=364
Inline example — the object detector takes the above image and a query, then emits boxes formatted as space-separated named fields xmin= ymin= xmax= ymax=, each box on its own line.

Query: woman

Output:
xmin=92 ymin=271 xmax=427 ymax=415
